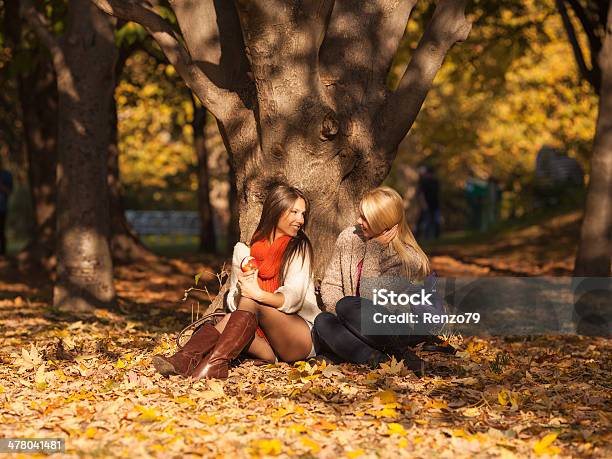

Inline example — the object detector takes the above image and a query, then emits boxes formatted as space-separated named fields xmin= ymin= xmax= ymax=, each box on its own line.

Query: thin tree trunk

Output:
xmin=226 ymin=148 xmax=240 ymax=254
xmin=192 ymin=97 xmax=217 ymax=253
xmin=108 ymin=94 xmax=155 ymax=263
xmin=574 ymin=4 xmax=612 ymax=277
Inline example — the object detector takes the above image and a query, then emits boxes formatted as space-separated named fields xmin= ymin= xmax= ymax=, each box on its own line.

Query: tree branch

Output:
xmin=566 ymin=0 xmax=601 ymax=56
xmin=378 ymin=0 xmax=471 ymax=152
xmin=90 ymin=0 xmax=245 ymax=121
xmin=319 ymin=0 xmax=418 ymax=110
xmin=171 ymin=0 xmax=253 ymax=98
xmin=556 ymin=0 xmax=597 ymax=91
xmin=20 ymin=0 xmax=80 ymax=100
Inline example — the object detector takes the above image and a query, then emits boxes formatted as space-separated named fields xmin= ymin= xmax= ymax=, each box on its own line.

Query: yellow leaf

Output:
xmin=300 ymin=437 xmax=321 ymax=453
xmin=173 ymin=396 xmax=196 ymax=407
xmin=398 ymin=438 xmax=408 ymax=448
xmin=534 ymin=433 xmax=561 ymax=456
xmin=373 ymin=389 xmax=398 ymax=404
xmin=288 ymin=424 xmax=307 ymax=434
xmin=198 ymin=414 xmax=218 ymax=426
xmin=498 ymin=389 xmax=520 ymax=410
xmin=35 ymin=364 xmax=47 ymax=390
xmin=413 ymin=436 xmax=423 ymax=444
xmin=347 ymin=450 xmax=365 ymax=458
xmin=426 ymin=399 xmax=448 ymax=410
xmin=250 ymin=439 xmax=282 ymax=456
xmin=313 ymin=420 xmax=337 ymax=431
xmin=115 ymin=358 xmax=127 ymax=369
xmin=386 ymin=423 xmax=407 ymax=436
xmin=135 ymin=405 xmax=164 ymax=423
xmin=84 ymin=427 xmax=97 ymax=439
xmin=367 ymin=406 xmax=399 ymax=419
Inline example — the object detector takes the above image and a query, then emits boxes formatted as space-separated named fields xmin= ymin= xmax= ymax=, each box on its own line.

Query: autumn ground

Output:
xmin=0 ymin=212 xmax=610 ymax=458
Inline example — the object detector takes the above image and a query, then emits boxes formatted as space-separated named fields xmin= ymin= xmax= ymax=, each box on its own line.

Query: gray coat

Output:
xmin=320 ymin=225 xmax=423 ymax=313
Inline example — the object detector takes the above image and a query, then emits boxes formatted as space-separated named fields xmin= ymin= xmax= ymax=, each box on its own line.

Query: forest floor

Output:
xmin=0 ymin=210 xmax=610 ymax=458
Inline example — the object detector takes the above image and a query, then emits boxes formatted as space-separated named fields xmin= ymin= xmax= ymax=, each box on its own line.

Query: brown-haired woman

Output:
xmin=153 ymin=185 xmax=319 ymax=379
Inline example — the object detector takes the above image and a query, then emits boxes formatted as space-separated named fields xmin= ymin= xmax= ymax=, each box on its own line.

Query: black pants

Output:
xmin=0 ymin=211 xmax=6 ymax=255
xmin=313 ymin=296 xmax=429 ymax=365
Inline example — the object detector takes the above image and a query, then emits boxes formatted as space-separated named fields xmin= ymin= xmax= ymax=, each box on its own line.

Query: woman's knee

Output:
xmin=237 ymin=296 xmax=260 ymax=312
xmin=335 ymin=296 xmax=361 ymax=322
xmin=314 ymin=311 xmax=338 ymax=331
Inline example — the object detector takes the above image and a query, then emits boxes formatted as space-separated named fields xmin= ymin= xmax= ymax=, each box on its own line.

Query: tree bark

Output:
xmin=226 ymin=146 xmax=240 ymax=254
xmin=91 ymin=0 xmax=470 ymax=285
xmin=5 ymin=0 xmax=57 ymax=270
xmin=192 ymin=97 xmax=217 ymax=253
xmin=574 ymin=3 xmax=612 ymax=277
xmin=22 ymin=0 xmax=118 ymax=312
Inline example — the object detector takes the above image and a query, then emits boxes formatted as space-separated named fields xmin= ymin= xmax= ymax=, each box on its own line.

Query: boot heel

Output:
xmin=152 ymin=356 xmax=178 ymax=377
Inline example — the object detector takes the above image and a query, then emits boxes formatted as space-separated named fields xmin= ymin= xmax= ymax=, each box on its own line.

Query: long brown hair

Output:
xmin=250 ymin=185 xmax=314 ymax=284
xmin=360 ymin=186 xmax=430 ymax=280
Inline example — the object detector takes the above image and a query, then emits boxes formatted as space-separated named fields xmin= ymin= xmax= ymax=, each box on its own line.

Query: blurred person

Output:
xmin=416 ymin=165 xmax=441 ymax=239
xmin=0 ymin=157 xmax=13 ymax=256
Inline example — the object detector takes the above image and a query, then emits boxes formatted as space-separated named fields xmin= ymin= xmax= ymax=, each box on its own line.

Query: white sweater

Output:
xmin=226 ymin=242 xmax=320 ymax=324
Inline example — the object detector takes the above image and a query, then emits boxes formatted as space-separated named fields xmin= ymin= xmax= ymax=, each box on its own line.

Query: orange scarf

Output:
xmin=250 ymin=235 xmax=291 ymax=292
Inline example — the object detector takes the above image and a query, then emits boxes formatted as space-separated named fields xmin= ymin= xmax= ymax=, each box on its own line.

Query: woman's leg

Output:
xmin=336 ymin=296 xmax=426 ymax=352
xmin=313 ymin=312 xmax=388 ymax=367
xmin=335 ymin=297 xmax=426 ymax=373
xmin=214 ymin=310 xmax=277 ymax=363
xmin=238 ymin=297 xmax=313 ymax=362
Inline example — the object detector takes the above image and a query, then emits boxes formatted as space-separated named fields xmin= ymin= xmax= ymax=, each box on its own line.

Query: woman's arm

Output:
xmin=226 ymin=242 xmax=251 ymax=311
xmin=273 ymin=251 xmax=313 ymax=314
xmin=238 ymin=269 xmax=286 ymax=308
xmin=320 ymin=233 xmax=346 ymax=313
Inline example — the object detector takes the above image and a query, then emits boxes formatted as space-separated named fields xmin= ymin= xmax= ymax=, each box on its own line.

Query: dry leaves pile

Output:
xmin=0 ymin=255 xmax=610 ymax=458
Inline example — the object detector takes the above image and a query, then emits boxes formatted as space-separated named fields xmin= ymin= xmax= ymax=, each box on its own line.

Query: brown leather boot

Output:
xmin=152 ymin=323 xmax=220 ymax=377
xmin=191 ymin=310 xmax=257 ymax=380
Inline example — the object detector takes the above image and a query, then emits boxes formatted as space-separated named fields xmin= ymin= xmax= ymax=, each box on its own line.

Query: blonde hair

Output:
xmin=360 ymin=186 xmax=430 ymax=280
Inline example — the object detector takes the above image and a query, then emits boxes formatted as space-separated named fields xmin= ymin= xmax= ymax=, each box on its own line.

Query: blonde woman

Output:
xmin=314 ymin=186 xmax=438 ymax=371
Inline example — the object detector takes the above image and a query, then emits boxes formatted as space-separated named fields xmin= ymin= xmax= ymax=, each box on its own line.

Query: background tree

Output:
xmin=4 ymin=0 xmax=60 ymax=270
xmin=21 ymin=0 xmax=116 ymax=311
xmin=191 ymin=96 xmax=217 ymax=254
xmin=556 ymin=0 xmax=612 ymax=276
xmin=92 ymin=0 xmax=471 ymax=282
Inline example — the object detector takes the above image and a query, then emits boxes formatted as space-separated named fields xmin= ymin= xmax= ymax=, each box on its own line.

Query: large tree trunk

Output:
xmin=6 ymin=0 xmax=57 ymax=270
xmin=92 ymin=0 xmax=470 ymax=286
xmin=22 ymin=0 xmax=119 ymax=311
xmin=56 ymin=1 xmax=116 ymax=311
xmin=574 ymin=4 xmax=612 ymax=277
xmin=54 ymin=1 xmax=116 ymax=311
xmin=192 ymin=98 xmax=217 ymax=253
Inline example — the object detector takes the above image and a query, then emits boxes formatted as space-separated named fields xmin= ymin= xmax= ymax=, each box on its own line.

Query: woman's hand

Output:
xmin=237 ymin=269 xmax=263 ymax=302
xmin=373 ymin=224 xmax=398 ymax=245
